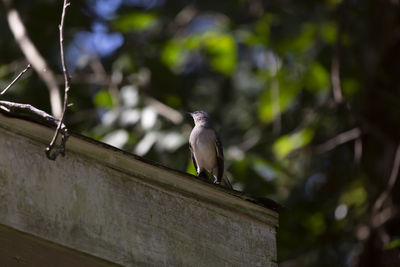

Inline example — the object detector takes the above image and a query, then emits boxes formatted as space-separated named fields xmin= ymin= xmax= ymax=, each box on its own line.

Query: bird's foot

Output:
xmin=213 ymin=177 xmax=221 ymax=185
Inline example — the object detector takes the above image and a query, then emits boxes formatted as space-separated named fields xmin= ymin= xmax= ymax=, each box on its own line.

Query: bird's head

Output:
xmin=188 ymin=110 xmax=211 ymax=126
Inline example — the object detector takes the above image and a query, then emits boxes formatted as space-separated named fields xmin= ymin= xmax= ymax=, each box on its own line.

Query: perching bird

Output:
xmin=188 ymin=111 xmax=232 ymax=189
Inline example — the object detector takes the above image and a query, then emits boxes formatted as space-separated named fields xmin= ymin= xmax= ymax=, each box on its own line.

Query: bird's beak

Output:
xmin=186 ymin=111 xmax=193 ymax=117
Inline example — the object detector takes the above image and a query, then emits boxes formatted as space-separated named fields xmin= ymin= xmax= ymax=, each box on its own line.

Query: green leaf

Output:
xmin=305 ymin=212 xmax=326 ymax=236
xmin=94 ymin=90 xmax=113 ymax=108
xmin=258 ymin=73 xmax=301 ymax=123
xmin=385 ymin=238 xmax=400 ymax=250
xmin=340 ymin=182 xmax=367 ymax=208
xmin=186 ymin=160 xmax=197 ymax=176
xmin=273 ymin=128 xmax=314 ymax=159
xmin=162 ymin=31 xmax=237 ymax=75
xmin=115 ymin=12 xmax=157 ymax=32
xmin=161 ymin=40 xmax=186 ymax=71
xmin=204 ymin=32 xmax=237 ymax=75
xmin=277 ymin=23 xmax=316 ymax=54
xmin=304 ymin=62 xmax=329 ymax=92
xmin=342 ymin=78 xmax=360 ymax=97
xmin=319 ymin=22 xmax=338 ymax=44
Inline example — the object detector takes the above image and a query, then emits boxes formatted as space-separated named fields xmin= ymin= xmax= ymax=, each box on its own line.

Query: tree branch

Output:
xmin=45 ymin=0 xmax=71 ymax=160
xmin=0 ymin=100 xmax=65 ymax=128
xmin=314 ymin=128 xmax=361 ymax=154
xmin=372 ymin=143 xmax=400 ymax=225
xmin=3 ymin=2 xmax=63 ymax=118
xmin=331 ymin=55 xmax=343 ymax=104
xmin=0 ymin=64 xmax=31 ymax=96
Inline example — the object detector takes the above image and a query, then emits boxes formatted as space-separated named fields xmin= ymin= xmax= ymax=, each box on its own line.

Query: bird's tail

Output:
xmin=220 ymin=173 xmax=233 ymax=190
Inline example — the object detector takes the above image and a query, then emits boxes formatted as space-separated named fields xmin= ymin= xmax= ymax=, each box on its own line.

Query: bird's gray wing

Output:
xmin=214 ymin=132 xmax=224 ymax=184
xmin=189 ymin=143 xmax=198 ymax=174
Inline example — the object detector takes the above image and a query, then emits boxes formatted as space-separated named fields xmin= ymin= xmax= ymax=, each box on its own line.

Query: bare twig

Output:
xmin=354 ymin=137 xmax=363 ymax=165
xmin=0 ymin=64 xmax=31 ymax=96
xmin=144 ymin=97 xmax=183 ymax=124
xmin=4 ymin=3 xmax=62 ymax=117
xmin=0 ymin=100 xmax=69 ymax=160
xmin=372 ymin=143 xmax=400 ymax=221
xmin=331 ymin=55 xmax=343 ymax=104
xmin=271 ymin=79 xmax=281 ymax=135
xmin=314 ymin=128 xmax=361 ymax=154
xmin=0 ymin=100 xmax=65 ymax=127
xmin=168 ymin=5 xmax=197 ymax=34
xmin=387 ymin=144 xmax=400 ymax=190
xmin=45 ymin=0 xmax=71 ymax=160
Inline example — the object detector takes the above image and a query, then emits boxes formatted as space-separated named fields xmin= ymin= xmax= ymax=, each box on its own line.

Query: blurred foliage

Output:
xmin=1 ymin=0 xmax=400 ymax=266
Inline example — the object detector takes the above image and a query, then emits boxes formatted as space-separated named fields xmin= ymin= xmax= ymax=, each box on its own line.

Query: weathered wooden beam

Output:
xmin=0 ymin=113 xmax=279 ymax=266
xmin=0 ymin=224 xmax=118 ymax=266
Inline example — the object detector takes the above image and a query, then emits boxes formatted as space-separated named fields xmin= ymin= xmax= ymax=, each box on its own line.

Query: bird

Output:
xmin=188 ymin=111 xmax=232 ymax=189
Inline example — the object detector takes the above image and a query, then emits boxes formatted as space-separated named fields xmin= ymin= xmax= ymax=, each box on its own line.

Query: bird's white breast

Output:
xmin=189 ymin=126 xmax=217 ymax=172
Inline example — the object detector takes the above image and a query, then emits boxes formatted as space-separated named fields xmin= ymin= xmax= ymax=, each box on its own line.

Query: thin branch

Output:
xmin=331 ymin=3 xmax=344 ymax=105
xmin=4 ymin=4 xmax=62 ymax=117
xmin=314 ymin=128 xmax=361 ymax=154
xmin=331 ymin=55 xmax=343 ymax=104
xmin=0 ymin=100 xmax=69 ymax=159
xmin=45 ymin=0 xmax=71 ymax=160
xmin=0 ymin=100 xmax=65 ymax=128
xmin=0 ymin=64 xmax=31 ymax=96
xmin=354 ymin=137 xmax=363 ymax=165
xmin=271 ymin=78 xmax=281 ymax=135
xmin=372 ymin=205 xmax=397 ymax=229
xmin=372 ymin=143 xmax=400 ymax=219
xmin=144 ymin=97 xmax=183 ymax=124
xmin=387 ymin=144 xmax=400 ymax=190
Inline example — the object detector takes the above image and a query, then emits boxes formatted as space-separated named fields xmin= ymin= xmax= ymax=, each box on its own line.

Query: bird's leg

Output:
xmin=211 ymin=170 xmax=220 ymax=184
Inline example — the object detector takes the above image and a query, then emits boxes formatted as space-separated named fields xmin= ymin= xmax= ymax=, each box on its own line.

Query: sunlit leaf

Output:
xmin=186 ymin=160 xmax=197 ymax=176
xmin=304 ymin=62 xmax=329 ymax=92
xmin=184 ymin=35 xmax=202 ymax=50
xmin=162 ymin=31 xmax=237 ymax=75
xmin=258 ymin=73 xmax=301 ymax=123
xmin=94 ymin=90 xmax=113 ymax=108
xmin=340 ymin=182 xmax=367 ymax=208
xmin=273 ymin=128 xmax=314 ymax=159
xmin=161 ymin=40 xmax=186 ymax=71
xmin=204 ymin=32 xmax=237 ymax=74
xmin=320 ymin=22 xmax=338 ymax=44
xmin=115 ymin=12 xmax=157 ymax=32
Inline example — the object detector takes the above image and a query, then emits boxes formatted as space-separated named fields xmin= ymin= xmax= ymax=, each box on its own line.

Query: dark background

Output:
xmin=1 ymin=0 xmax=400 ymax=266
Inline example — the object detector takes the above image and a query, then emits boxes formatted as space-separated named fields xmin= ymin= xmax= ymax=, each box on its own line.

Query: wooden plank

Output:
xmin=0 ymin=224 xmax=118 ymax=266
xmin=0 ymin=113 xmax=278 ymax=266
